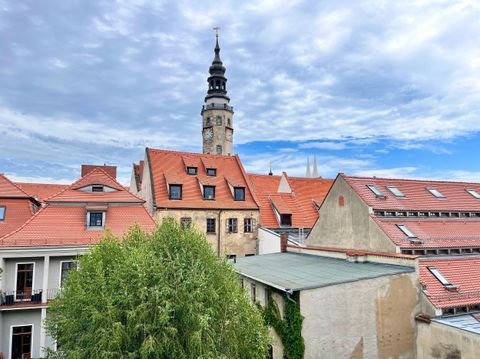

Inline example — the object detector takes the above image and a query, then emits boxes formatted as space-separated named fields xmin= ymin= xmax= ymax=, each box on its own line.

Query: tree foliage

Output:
xmin=46 ymin=219 xmax=270 ymax=359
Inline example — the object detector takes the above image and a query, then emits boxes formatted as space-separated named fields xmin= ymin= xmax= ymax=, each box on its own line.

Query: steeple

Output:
xmin=306 ymin=157 xmax=311 ymax=178
xmin=201 ymin=28 xmax=234 ymax=156
xmin=313 ymin=155 xmax=318 ymax=177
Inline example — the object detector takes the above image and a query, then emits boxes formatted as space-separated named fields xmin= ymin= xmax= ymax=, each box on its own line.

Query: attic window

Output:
xmin=427 ymin=188 xmax=445 ymax=198
xmin=428 ymin=267 xmax=458 ymax=290
xmin=387 ymin=186 xmax=405 ymax=197
xmin=92 ymin=185 xmax=104 ymax=192
xmin=169 ymin=184 xmax=182 ymax=200
xmin=187 ymin=167 xmax=197 ymax=175
xmin=397 ymin=224 xmax=416 ymax=238
xmin=366 ymin=184 xmax=384 ymax=197
xmin=0 ymin=206 xmax=5 ymax=221
xmin=206 ymin=168 xmax=216 ymax=176
xmin=88 ymin=212 xmax=104 ymax=228
xmin=280 ymin=214 xmax=292 ymax=226
xmin=234 ymin=187 xmax=245 ymax=201
xmin=203 ymin=186 xmax=215 ymax=200
xmin=466 ymin=189 xmax=480 ymax=199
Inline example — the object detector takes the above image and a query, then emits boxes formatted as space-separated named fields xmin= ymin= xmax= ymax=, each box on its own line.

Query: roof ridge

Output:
xmin=148 ymin=147 xmax=238 ymax=160
xmin=344 ymin=174 xmax=480 ymax=186
xmin=0 ymin=174 xmax=33 ymax=198
xmin=0 ymin=204 xmax=47 ymax=243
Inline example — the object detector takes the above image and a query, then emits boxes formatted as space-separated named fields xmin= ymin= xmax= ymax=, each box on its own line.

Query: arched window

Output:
xmin=222 ymin=81 xmax=225 ymax=90
xmin=215 ymin=80 xmax=220 ymax=89
xmin=206 ymin=117 xmax=211 ymax=126
xmin=216 ymin=116 xmax=222 ymax=126
xmin=210 ymin=81 xmax=214 ymax=90
xmin=216 ymin=145 xmax=222 ymax=154
xmin=227 ymin=118 xmax=231 ymax=126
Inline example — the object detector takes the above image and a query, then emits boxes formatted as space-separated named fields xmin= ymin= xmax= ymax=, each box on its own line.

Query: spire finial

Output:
xmin=213 ymin=27 xmax=220 ymax=48
xmin=268 ymin=161 xmax=273 ymax=176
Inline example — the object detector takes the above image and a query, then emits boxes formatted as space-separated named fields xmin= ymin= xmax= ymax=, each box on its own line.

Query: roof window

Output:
xmin=0 ymin=206 xmax=5 ymax=221
xmin=466 ymin=189 xmax=480 ymax=199
xmin=92 ymin=185 xmax=104 ymax=192
xmin=397 ymin=224 xmax=416 ymax=238
xmin=203 ymin=185 xmax=215 ymax=200
xmin=366 ymin=184 xmax=384 ymax=198
xmin=427 ymin=267 xmax=459 ymax=291
xmin=387 ymin=186 xmax=405 ymax=197
xmin=234 ymin=187 xmax=245 ymax=201
xmin=427 ymin=188 xmax=445 ymax=198
xmin=187 ymin=167 xmax=197 ymax=175
xmin=206 ymin=168 xmax=217 ymax=176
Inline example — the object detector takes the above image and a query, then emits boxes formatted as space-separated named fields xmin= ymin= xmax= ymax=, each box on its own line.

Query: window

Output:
xmin=244 ymin=218 xmax=254 ymax=233
xmin=187 ymin=167 xmax=197 ymax=175
xmin=245 ymin=253 xmax=255 ymax=257
xmin=16 ymin=263 xmax=34 ymax=301
xmin=251 ymin=283 xmax=256 ymax=302
xmin=169 ymin=184 xmax=182 ymax=200
xmin=0 ymin=206 xmax=5 ymax=221
xmin=387 ymin=185 xmax=405 ymax=197
xmin=216 ymin=145 xmax=222 ymax=155
xmin=180 ymin=217 xmax=192 ymax=229
xmin=206 ymin=168 xmax=217 ymax=176
xmin=60 ymin=261 xmax=77 ymax=286
xmin=234 ymin=187 xmax=245 ymax=201
xmin=466 ymin=189 xmax=480 ymax=199
xmin=397 ymin=224 xmax=416 ymax=238
xmin=91 ymin=185 xmax=104 ymax=192
xmin=427 ymin=187 xmax=445 ymax=198
xmin=11 ymin=325 xmax=32 ymax=359
xmin=206 ymin=218 xmax=216 ymax=233
xmin=227 ymin=218 xmax=238 ymax=233
xmin=89 ymin=212 xmax=103 ymax=227
xmin=366 ymin=184 xmax=384 ymax=197
xmin=206 ymin=117 xmax=212 ymax=126
xmin=227 ymin=254 xmax=237 ymax=261
xmin=428 ymin=267 xmax=454 ymax=288
xmin=280 ymin=214 xmax=292 ymax=226
xmin=216 ymin=116 xmax=222 ymax=126
xmin=203 ymin=186 xmax=215 ymax=200
xmin=227 ymin=118 xmax=231 ymax=126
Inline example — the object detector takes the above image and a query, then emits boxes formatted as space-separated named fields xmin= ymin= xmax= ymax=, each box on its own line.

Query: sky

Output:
xmin=1 ymin=0 xmax=480 ymax=185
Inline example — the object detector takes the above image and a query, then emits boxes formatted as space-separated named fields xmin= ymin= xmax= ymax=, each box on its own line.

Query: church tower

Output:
xmin=201 ymin=29 xmax=234 ymax=156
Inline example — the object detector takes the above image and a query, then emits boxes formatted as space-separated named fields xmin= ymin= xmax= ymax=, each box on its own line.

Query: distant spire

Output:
xmin=313 ymin=155 xmax=318 ymax=177
xmin=205 ymin=27 xmax=229 ymax=102
xmin=268 ymin=161 xmax=273 ymax=176
xmin=306 ymin=157 xmax=311 ymax=178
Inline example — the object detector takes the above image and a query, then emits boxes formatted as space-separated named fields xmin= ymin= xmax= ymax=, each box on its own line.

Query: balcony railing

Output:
xmin=0 ymin=288 xmax=60 ymax=308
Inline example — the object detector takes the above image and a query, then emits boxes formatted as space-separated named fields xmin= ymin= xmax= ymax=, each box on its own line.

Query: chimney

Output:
xmin=81 ymin=164 xmax=117 ymax=179
xmin=280 ymin=232 xmax=288 ymax=253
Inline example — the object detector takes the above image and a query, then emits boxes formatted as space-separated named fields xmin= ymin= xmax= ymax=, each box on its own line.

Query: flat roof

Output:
xmin=234 ymin=252 xmax=414 ymax=292
xmin=433 ymin=313 xmax=480 ymax=335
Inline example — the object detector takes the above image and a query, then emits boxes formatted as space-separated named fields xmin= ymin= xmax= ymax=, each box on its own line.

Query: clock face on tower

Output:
xmin=203 ymin=128 xmax=213 ymax=140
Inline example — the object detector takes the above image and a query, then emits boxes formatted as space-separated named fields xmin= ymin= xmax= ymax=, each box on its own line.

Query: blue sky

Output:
xmin=1 ymin=0 xmax=480 ymax=184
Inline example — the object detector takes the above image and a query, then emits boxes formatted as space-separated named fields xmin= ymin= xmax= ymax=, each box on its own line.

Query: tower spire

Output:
xmin=313 ymin=155 xmax=318 ymax=177
xmin=306 ymin=156 xmax=311 ymax=178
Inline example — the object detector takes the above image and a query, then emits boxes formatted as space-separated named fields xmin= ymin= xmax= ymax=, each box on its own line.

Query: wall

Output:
xmin=155 ymin=209 xmax=259 ymax=257
xmin=4 ymin=258 xmax=44 ymax=294
xmin=140 ymin=151 xmax=155 ymax=214
xmin=258 ymin=228 xmax=280 ymax=255
xmin=0 ymin=309 xmax=42 ymax=358
xmin=202 ymin=108 xmax=233 ymax=156
xmin=307 ymin=176 xmax=397 ymax=253
xmin=300 ymin=272 xmax=419 ymax=359
xmin=417 ymin=321 xmax=479 ymax=359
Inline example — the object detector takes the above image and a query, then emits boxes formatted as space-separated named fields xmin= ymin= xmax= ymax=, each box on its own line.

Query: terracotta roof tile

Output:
xmin=81 ymin=164 xmax=117 ymax=179
xmin=16 ymin=182 xmax=69 ymax=202
xmin=148 ymin=149 xmax=258 ymax=210
xmin=132 ymin=161 xmax=144 ymax=192
xmin=270 ymin=195 xmax=292 ymax=215
xmin=0 ymin=198 xmax=35 ymax=238
xmin=419 ymin=256 xmax=480 ymax=309
xmin=0 ymin=174 xmax=31 ymax=198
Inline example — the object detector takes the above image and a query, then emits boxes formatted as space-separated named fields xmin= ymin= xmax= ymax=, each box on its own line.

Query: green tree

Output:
xmin=45 ymin=220 xmax=269 ymax=359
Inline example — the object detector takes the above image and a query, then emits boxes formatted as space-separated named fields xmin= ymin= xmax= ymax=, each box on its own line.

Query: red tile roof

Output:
xmin=344 ymin=175 xmax=480 ymax=212
xmin=0 ymin=205 xmax=155 ymax=247
xmin=48 ymin=168 xmax=143 ymax=203
xmin=132 ymin=160 xmax=144 ymax=191
xmin=16 ymin=182 xmax=69 ymax=202
xmin=248 ymin=174 xmax=333 ymax=228
xmin=81 ymin=164 xmax=117 ymax=179
xmin=373 ymin=217 xmax=480 ymax=249
xmin=147 ymin=149 xmax=259 ymax=210
xmin=0 ymin=174 xmax=31 ymax=198
xmin=419 ymin=256 xmax=480 ymax=309
xmin=0 ymin=199 xmax=35 ymax=238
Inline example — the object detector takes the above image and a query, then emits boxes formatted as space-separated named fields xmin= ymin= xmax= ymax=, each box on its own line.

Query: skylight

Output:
xmin=397 ymin=224 xmax=416 ymax=238
xmin=427 ymin=267 xmax=452 ymax=286
xmin=387 ymin=186 xmax=405 ymax=197
xmin=466 ymin=189 xmax=480 ymax=199
xmin=427 ymin=188 xmax=446 ymax=198
xmin=366 ymin=184 xmax=384 ymax=197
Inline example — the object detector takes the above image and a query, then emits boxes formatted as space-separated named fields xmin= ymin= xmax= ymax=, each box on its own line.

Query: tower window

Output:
xmin=216 ymin=116 xmax=222 ymax=126
xmin=187 ymin=167 xmax=197 ymax=175
xmin=203 ymin=186 xmax=215 ymax=200
xmin=215 ymin=80 xmax=220 ymax=89
xmin=234 ymin=187 xmax=245 ymax=201
xmin=216 ymin=145 xmax=222 ymax=155
xmin=206 ymin=117 xmax=212 ymax=126
xmin=227 ymin=118 xmax=231 ymax=126
xmin=169 ymin=184 xmax=182 ymax=200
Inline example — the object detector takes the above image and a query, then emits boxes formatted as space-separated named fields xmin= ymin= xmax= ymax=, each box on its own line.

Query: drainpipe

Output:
xmin=217 ymin=210 xmax=223 ymax=257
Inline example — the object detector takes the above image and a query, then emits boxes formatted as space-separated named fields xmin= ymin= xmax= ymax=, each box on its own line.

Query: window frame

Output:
xmin=169 ymin=184 xmax=183 ymax=200
xmin=14 ymin=262 xmax=35 ymax=302
xmin=186 ymin=167 xmax=197 ymax=175
xmin=280 ymin=214 xmax=292 ymax=226
xmin=91 ymin=185 xmax=104 ymax=192
xmin=234 ymin=187 xmax=245 ymax=201
xmin=227 ymin=218 xmax=238 ymax=233
xmin=9 ymin=324 xmax=34 ymax=359
xmin=89 ymin=212 xmax=104 ymax=227
xmin=427 ymin=187 xmax=446 ymax=198
xmin=216 ymin=145 xmax=222 ymax=155
xmin=206 ymin=218 xmax=216 ymax=234
xmin=180 ymin=217 xmax=192 ymax=229
xmin=366 ymin=184 xmax=384 ymax=197
xmin=386 ymin=185 xmax=405 ymax=198
xmin=203 ymin=185 xmax=215 ymax=200
xmin=244 ymin=218 xmax=254 ymax=233
xmin=397 ymin=224 xmax=416 ymax=238
xmin=466 ymin=189 xmax=480 ymax=199
xmin=206 ymin=168 xmax=217 ymax=177
xmin=59 ymin=260 xmax=77 ymax=287
xmin=0 ymin=205 xmax=5 ymax=221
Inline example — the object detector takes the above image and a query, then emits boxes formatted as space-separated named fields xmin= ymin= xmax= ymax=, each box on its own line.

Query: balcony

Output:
xmin=0 ymin=289 xmax=60 ymax=310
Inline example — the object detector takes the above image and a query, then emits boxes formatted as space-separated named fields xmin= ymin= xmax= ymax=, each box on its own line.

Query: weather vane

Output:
xmin=213 ymin=27 xmax=220 ymax=39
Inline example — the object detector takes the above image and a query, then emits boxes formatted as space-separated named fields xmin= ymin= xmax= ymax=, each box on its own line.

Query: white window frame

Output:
xmin=366 ymin=184 xmax=384 ymax=197
xmin=386 ymin=185 xmax=405 ymax=198
xmin=428 ymin=267 xmax=452 ymax=286
xmin=86 ymin=211 xmax=106 ymax=230
xmin=9 ymin=323 xmax=34 ymax=359
xmin=59 ymin=260 xmax=77 ymax=288
xmin=396 ymin=224 xmax=416 ymax=238
xmin=14 ymin=262 xmax=35 ymax=301
xmin=427 ymin=187 xmax=446 ymax=198
xmin=466 ymin=189 xmax=480 ymax=199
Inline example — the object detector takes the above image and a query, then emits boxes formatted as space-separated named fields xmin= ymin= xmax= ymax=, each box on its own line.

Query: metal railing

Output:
xmin=0 ymin=288 xmax=60 ymax=307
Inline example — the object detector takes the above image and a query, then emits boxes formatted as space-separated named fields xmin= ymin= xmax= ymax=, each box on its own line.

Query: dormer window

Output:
xmin=92 ymin=185 xmax=104 ymax=192
xmin=0 ymin=206 xmax=5 ymax=221
xmin=206 ymin=168 xmax=217 ymax=176
xmin=203 ymin=186 xmax=215 ymax=200
xmin=466 ymin=189 xmax=480 ymax=199
xmin=234 ymin=187 xmax=245 ymax=201
xmin=280 ymin=214 xmax=292 ymax=226
xmin=427 ymin=187 xmax=445 ymax=198
xmin=87 ymin=212 xmax=104 ymax=229
xmin=366 ymin=184 xmax=384 ymax=198
xmin=187 ymin=167 xmax=197 ymax=175
xmin=169 ymin=184 xmax=182 ymax=200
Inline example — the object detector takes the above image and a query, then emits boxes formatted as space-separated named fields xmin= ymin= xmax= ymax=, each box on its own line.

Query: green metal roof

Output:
xmin=234 ymin=252 xmax=414 ymax=292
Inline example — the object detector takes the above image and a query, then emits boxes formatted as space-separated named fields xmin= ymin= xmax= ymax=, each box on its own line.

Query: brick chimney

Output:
xmin=81 ymin=164 xmax=117 ymax=179
xmin=280 ymin=232 xmax=288 ymax=253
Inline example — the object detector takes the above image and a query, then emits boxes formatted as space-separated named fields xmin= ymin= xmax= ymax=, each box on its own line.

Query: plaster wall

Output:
xmin=300 ymin=272 xmax=418 ymax=359
xmin=0 ymin=309 xmax=42 ymax=358
xmin=307 ymin=176 xmax=397 ymax=253
xmin=417 ymin=321 xmax=479 ymax=359
xmin=155 ymin=209 xmax=258 ymax=257
xmin=140 ymin=151 xmax=155 ymax=214
xmin=258 ymin=228 xmax=281 ymax=254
